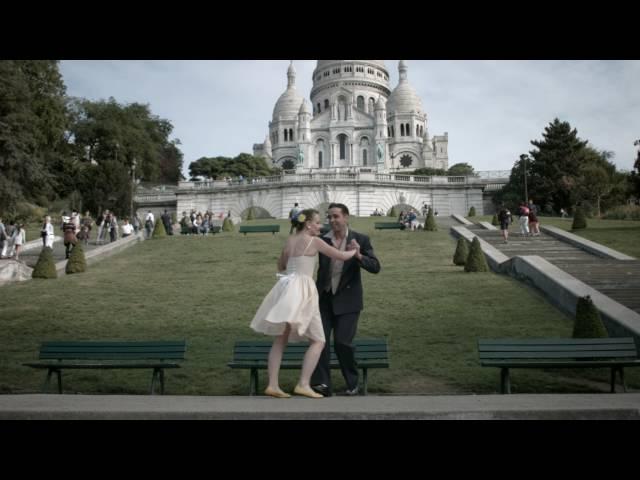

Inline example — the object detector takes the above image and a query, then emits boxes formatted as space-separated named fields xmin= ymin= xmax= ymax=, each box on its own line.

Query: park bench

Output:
xmin=228 ymin=338 xmax=389 ymax=395
xmin=374 ymin=222 xmax=403 ymax=230
xmin=478 ymin=337 xmax=640 ymax=394
xmin=23 ymin=340 xmax=187 ymax=394
xmin=239 ymin=224 xmax=280 ymax=235
xmin=210 ymin=225 xmax=222 ymax=234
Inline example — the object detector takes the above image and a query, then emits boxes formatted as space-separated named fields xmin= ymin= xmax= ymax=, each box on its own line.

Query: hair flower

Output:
xmin=297 ymin=213 xmax=306 ymax=223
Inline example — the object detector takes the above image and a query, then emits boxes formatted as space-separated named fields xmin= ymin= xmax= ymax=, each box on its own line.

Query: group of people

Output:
xmin=497 ymin=199 xmax=541 ymax=243
xmin=178 ymin=209 xmax=226 ymax=236
xmin=0 ymin=217 xmax=26 ymax=261
xmin=251 ymin=203 xmax=381 ymax=398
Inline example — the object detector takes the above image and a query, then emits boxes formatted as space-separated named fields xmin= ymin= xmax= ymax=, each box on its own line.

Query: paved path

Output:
xmin=1 ymin=393 xmax=638 ymax=419
xmin=465 ymin=223 xmax=640 ymax=314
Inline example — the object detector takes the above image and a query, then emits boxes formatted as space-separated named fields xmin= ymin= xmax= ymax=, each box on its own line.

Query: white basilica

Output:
xmin=253 ymin=60 xmax=449 ymax=173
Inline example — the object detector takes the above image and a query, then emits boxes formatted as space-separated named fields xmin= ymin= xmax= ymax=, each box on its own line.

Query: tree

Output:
xmin=468 ymin=206 xmax=476 ymax=217
xmin=411 ymin=167 xmax=447 ymax=176
xmin=630 ymin=140 xmax=640 ymax=200
xmin=65 ymin=242 xmax=87 ymax=274
xmin=152 ymin=217 xmax=167 ymax=238
xmin=222 ymin=217 xmax=234 ymax=232
xmin=453 ymin=237 xmax=469 ymax=265
xmin=573 ymin=295 xmax=608 ymax=338
xmin=447 ymin=163 xmax=475 ymax=176
xmin=572 ymin=205 xmax=587 ymax=230
xmin=464 ymin=237 xmax=489 ymax=272
xmin=31 ymin=247 xmax=58 ymax=279
xmin=424 ymin=207 xmax=437 ymax=231
xmin=0 ymin=61 xmax=70 ymax=216
xmin=188 ymin=153 xmax=277 ymax=180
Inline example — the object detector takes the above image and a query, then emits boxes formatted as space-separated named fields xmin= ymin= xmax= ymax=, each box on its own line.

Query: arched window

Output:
xmin=284 ymin=129 xmax=288 ymax=141
xmin=387 ymin=127 xmax=391 ymax=137
xmin=357 ymin=96 xmax=365 ymax=110
xmin=391 ymin=126 xmax=395 ymax=137
xmin=400 ymin=124 xmax=405 ymax=136
xmin=318 ymin=151 xmax=323 ymax=168
xmin=406 ymin=124 xmax=410 ymax=136
xmin=317 ymin=103 xmax=321 ymax=113
xmin=316 ymin=139 xmax=325 ymax=169
xmin=362 ymin=149 xmax=368 ymax=166
xmin=324 ymin=99 xmax=329 ymax=110
xmin=416 ymin=125 xmax=419 ymax=136
xmin=338 ymin=134 xmax=347 ymax=160
xmin=368 ymin=97 xmax=375 ymax=112
xmin=289 ymin=129 xmax=293 ymax=141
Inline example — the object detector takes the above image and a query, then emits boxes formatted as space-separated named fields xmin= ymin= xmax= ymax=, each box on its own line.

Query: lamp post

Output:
xmin=520 ymin=154 xmax=529 ymax=203
xmin=130 ymin=158 xmax=136 ymax=220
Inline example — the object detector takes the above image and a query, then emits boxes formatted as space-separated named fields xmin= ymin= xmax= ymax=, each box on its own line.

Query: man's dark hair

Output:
xmin=294 ymin=203 xmax=299 ymax=207
xmin=328 ymin=203 xmax=349 ymax=215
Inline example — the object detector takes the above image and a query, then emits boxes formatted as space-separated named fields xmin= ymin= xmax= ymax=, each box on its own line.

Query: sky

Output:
xmin=59 ymin=60 xmax=640 ymax=179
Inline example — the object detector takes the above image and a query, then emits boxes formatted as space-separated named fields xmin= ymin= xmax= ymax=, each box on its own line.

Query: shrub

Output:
xmin=246 ymin=208 xmax=255 ymax=221
xmin=32 ymin=247 xmax=57 ymax=279
xmin=65 ymin=242 xmax=86 ymax=274
xmin=491 ymin=213 xmax=499 ymax=226
xmin=602 ymin=205 xmax=640 ymax=221
xmin=152 ymin=218 xmax=167 ymax=238
xmin=468 ymin=206 xmax=476 ymax=217
xmin=222 ymin=217 xmax=234 ymax=232
xmin=388 ymin=206 xmax=398 ymax=218
xmin=572 ymin=295 xmax=608 ymax=338
xmin=424 ymin=207 xmax=438 ymax=231
xmin=453 ymin=237 xmax=470 ymax=265
xmin=464 ymin=237 xmax=489 ymax=272
xmin=572 ymin=206 xmax=587 ymax=230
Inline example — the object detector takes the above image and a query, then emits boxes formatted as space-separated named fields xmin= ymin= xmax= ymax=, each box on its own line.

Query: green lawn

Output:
xmin=1 ymin=216 xmax=638 ymax=395
xmin=475 ymin=215 xmax=640 ymax=258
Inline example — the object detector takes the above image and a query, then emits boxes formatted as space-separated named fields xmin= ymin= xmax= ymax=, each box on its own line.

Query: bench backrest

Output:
xmin=239 ymin=225 xmax=280 ymax=233
xmin=38 ymin=341 xmax=187 ymax=361
xmin=478 ymin=338 xmax=638 ymax=361
xmin=374 ymin=222 xmax=402 ymax=229
xmin=232 ymin=338 xmax=389 ymax=365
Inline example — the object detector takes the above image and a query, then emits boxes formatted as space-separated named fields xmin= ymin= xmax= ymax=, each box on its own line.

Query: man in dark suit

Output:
xmin=311 ymin=203 xmax=381 ymax=396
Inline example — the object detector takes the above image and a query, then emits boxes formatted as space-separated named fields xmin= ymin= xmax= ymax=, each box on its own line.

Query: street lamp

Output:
xmin=130 ymin=158 xmax=136 ymax=220
xmin=520 ymin=154 xmax=529 ymax=203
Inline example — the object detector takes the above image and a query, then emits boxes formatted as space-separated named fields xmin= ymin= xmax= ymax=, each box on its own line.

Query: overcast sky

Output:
xmin=59 ymin=60 xmax=640 ymax=178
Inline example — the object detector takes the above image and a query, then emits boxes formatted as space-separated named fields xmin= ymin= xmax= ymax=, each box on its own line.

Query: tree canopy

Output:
xmin=188 ymin=153 xmax=278 ymax=180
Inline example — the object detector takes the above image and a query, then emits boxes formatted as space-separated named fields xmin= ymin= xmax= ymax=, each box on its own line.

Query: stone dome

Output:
xmin=272 ymin=62 xmax=304 ymax=121
xmin=387 ymin=60 xmax=423 ymax=114
xmin=316 ymin=60 xmax=387 ymax=70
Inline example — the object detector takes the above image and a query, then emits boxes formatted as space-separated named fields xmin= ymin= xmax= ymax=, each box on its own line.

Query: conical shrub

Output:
xmin=388 ymin=206 xmax=398 ymax=218
xmin=246 ymin=208 xmax=255 ymax=220
xmin=424 ymin=207 xmax=438 ymax=231
xmin=152 ymin=218 xmax=167 ymax=238
xmin=222 ymin=217 xmax=234 ymax=232
xmin=464 ymin=237 xmax=489 ymax=272
xmin=491 ymin=213 xmax=499 ymax=226
xmin=32 ymin=247 xmax=57 ymax=279
xmin=453 ymin=237 xmax=470 ymax=265
xmin=468 ymin=206 xmax=476 ymax=217
xmin=65 ymin=242 xmax=86 ymax=274
xmin=573 ymin=295 xmax=608 ymax=338
xmin=572 ymin=206 xmax=587 ymax=230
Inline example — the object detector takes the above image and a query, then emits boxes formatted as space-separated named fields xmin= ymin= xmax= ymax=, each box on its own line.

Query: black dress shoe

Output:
xmin=311 ymin=384 xmax=332 ymax=397
xmin=344 ymin=385 xmax=359 ymax=396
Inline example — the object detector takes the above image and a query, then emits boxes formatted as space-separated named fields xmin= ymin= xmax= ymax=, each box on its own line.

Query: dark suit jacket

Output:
xmin=316 ymin=229 xmax=381 ymax=315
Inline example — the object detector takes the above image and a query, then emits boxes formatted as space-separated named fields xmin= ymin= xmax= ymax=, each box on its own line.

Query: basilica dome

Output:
xmin=387 ymin=60 xmax=423 ymax=114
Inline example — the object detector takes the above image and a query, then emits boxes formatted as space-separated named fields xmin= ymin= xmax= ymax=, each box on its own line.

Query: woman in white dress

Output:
xmin=250 ymin=209 xmax=356 ymax=398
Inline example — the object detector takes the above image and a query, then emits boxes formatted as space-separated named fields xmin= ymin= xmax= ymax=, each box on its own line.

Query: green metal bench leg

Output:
xmin=160 ymin=369 xmax=165 ymax=395
xmin=151 ymin=368 xmax=160 ymax=394
xmin=500 ymin=368 xmax=511 ymax=394
xmin=57 ymin=369 xmax=62 ymax=394
xmin=610 ymin=368 xmax=616 ymax=393
xmin=362 ymin=368 xmax=368 ymax=396
xmin=249 ymin=369 xmax=258 ymax=396
xmin=43 ymin=369 xmax=53 ymax=393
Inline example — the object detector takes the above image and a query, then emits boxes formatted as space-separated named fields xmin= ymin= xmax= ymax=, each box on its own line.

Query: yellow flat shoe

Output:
xmin=264 ymin=387 xmax=291 ymax=398
xmin=293 ymin=385 xmax=323 ymax=398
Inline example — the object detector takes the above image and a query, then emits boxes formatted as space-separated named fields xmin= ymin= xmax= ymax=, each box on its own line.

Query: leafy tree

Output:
xmin=453 ymin=237 xmax=469 ymax=265
xmin=630 ymin=140 xmax=640 ymax=200
xmin=0 ymin=61 xmax=70 ymax=216
xmin=65 ymin=242 xmax=86 ymax=274
xmin=447 ymin=163 xmax=475 ymax=176
xmin=424 ymin=207 xmax=437 ymax=231
xmin=31 ymin=247 xmax=58 ymax=279
xmin=572 ymin=205 xmax=587 ymax=230
xmin=572 ymin=295 xmax=608 ymax=338
xmin=188 ymin=153 xmax=276 ymax=180
xmin=464 ymin=237 xmax=489 ymax=272
xmin=410 ymin=167 xmax=447 ymax=176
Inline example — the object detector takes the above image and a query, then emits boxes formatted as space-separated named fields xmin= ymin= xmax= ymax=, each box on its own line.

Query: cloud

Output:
xmin=60 ymin=60 xmax=640 ymax=177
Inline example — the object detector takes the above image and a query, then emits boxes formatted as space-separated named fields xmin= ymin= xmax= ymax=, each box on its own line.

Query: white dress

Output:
xmin=250 ymin=239 xmax=324 ymax=343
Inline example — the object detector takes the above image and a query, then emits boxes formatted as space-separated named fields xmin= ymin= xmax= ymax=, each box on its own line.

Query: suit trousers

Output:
xmin=311 ymin=291 xmax=360 ymax=391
